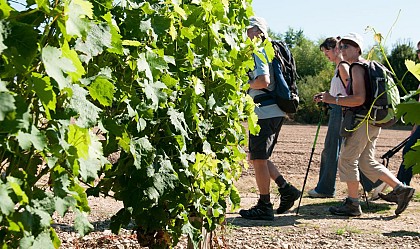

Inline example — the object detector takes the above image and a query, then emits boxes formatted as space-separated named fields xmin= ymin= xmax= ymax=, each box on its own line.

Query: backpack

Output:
xmin=349 ymin=61 xmax=400 ymax=127
xmin=253 ymin=40 xmax=299 ymax=113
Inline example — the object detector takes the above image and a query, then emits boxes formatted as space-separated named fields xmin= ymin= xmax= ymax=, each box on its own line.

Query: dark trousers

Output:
xmin=396 ymin=126 xmax=420 ymax=185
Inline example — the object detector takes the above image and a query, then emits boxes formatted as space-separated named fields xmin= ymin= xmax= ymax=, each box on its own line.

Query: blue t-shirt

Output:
xmin=248 ymin=47 xmax=286 ymax=119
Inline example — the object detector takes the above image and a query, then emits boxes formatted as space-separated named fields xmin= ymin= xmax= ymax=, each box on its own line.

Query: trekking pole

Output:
xmin=296 ymin=104 xmax=324 ymax=215
xmin=380 ymin=136 xmax=410 ymax=168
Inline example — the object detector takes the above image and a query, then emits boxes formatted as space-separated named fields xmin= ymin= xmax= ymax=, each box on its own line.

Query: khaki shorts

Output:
xmin=338 ymin=122 xmax=388 ymax=182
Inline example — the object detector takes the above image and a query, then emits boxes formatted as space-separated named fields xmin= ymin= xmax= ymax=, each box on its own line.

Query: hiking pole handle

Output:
xmin=380 ymin=136 xmax=410 ymax=160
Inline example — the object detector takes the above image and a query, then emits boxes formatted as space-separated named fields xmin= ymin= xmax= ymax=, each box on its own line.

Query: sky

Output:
xmin=251 ymin=0 xmax=419 ymax=51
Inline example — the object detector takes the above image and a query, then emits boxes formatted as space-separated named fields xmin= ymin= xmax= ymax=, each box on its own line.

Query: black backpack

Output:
xmin=253 ymin=40 xmax=299 ymax=113
xmin=348 ymin=61 xmax=400 ymax=127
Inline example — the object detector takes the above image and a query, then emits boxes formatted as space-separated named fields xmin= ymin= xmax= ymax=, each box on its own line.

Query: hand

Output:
xmin=313 ymin=93 xmax=323 ymax=103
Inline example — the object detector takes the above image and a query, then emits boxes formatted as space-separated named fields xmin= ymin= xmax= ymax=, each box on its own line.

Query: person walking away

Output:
xmin=308 ymin=37 xmax=350 ymax=198
xmin=379 ymin=40 xmax=420 ymax=202
xmin=315 ymin=33 xmax=415 ymax=216
xmin=239 ymin=16 xmax=301 ymax=220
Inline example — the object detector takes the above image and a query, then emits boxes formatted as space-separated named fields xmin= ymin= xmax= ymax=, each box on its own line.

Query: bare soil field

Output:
xmin=55 ymin=124 xmax=420 ymax=249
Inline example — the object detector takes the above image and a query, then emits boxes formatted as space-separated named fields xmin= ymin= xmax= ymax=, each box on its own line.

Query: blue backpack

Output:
xmin=253 ymin=40 xmax=299 ymax=113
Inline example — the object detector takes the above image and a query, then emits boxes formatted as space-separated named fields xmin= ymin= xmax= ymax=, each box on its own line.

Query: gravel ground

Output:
xmin=54 ymin=124 xmax=420 ymax=249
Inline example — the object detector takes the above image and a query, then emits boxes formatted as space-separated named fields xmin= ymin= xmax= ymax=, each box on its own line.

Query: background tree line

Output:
xmin=269 ymin=28 xmax=419 ymax=124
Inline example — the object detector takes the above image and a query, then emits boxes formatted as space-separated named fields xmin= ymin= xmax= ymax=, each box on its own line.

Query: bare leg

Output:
xmin=252 ymin=159 xmax=270 ymax=195
xmin=347 ymin=181 xmax=360 ymax=199
xmin=267 ymin=160 xmax=281 ymax=181
xmin=378 ymin=172 xmax=399 ymax=189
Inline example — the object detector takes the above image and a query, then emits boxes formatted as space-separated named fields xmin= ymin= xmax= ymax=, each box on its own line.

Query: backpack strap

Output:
xmin=347 ymin=61 xmax=368 ymax=95
xmin=336 ymin=61 xmax=350 ymax=89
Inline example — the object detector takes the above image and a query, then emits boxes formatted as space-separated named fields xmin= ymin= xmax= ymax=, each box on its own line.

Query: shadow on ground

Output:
xmin=227 ymin=199 xmax=398 ymax=228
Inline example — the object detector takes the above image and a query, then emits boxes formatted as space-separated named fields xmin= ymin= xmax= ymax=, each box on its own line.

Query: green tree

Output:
xmin=387 ymin=42 xmax=418 ymax=92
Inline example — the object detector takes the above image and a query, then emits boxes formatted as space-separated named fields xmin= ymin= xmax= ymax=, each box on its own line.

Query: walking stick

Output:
xmin=380 ymin=136 xmax=410 ymax=167
xmin=296 ymin=105 xmax=324 ymax=215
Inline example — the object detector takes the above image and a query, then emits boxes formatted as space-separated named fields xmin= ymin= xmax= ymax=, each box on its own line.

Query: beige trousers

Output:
xmin=338 ymin=122 xmax=389 ymax=182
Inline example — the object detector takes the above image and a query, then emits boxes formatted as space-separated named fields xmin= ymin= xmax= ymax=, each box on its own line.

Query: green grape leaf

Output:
xmin=67 ymin=124 xmax=90 ymax=159
xmin=16 ymin=125 xmax=47 ymax=151
xmin=88 ymin=77 xmax=115 ymax=107
xmin=137 ymin=53 xmax=153 ymax=81
xmin=35 ymin=0 xmax=51 ymax=12
xmin=2 ymin=21 xmax=39 ymax=76
xmin=118 ymin=131 xmax=131 ymax=152
xmin=405 ymin=60 xmax=420 ymax=82
xmin=397 ymin=100 xmax=420 ymax=125
xmin=32 ymin=207 xmax=53 ymax=229
xmin=29 ymin=73 xmax=56 ymax=119
xmin=229 ymin=185 xmax=241 ymax=211
xmin=263 ymin=38 xmax=275 ymax=61
xmin=130 ymin=137 xmax=154 ymax=169
xmin=403 ymin=140 xmax=420 ymax=174
xmin=78 ymin=133 xmax=106 ymax=182
xmin=74 ymin=210 xmax=93 ymax=236
xmin=75 ymin=23 xmax=112 ymax=63
xmin=110 ymin=208 xmax=132 ymax=234
xmin=0 ymin=20 xmax=8 ymax=53
xmin=0 ymin=0 xmax=13 ymax=18
xmin=143 ymin=80 xmax=168 ymax=108
xmin=169 ymin=20 xmax=177 ymax=40
xmin=181 ymin=221 xmax=200 ymax=249
xmin=68 ymin=84 xmax=101 ymax=127
xmin=122 ymin=40 xmax=141 ymax=46
xmin=102 ymin=12 xmax=123 ymax=54
xmin=145 ymin=186 xmax=159 ymax=203
xmin=0 ymin=80 xmax=7 ymax=91
xmin=42 ymin=46 xmax=75 ymax=90
xmin=0 ymin=92 xmax=15 ymax=121
xmin=61 ymin=41 xmax=85 ymax=82
xmin=70 ymin=183 xmax=90 ymax=212
xmin=54 ymin=196 xmax=76 ymax=217
xmin=65 ymin=0 xmax=93 ymax=37
xmin=7 ymin=177 xmax=29 ymax=204
xmin=0 ymin=183 xmax=15 ymax=215
xmin=168 ymin=107 xmax=190 ymax=139
xmin=50 ymin=227 xmax=61 ymax=248
xmin=173 ymin=3 xmax=187 ymax=19
xmin=19 ymin=235 xmax=35 ymax=249
xmin=192 ymin=76 xmax=205 ymax=95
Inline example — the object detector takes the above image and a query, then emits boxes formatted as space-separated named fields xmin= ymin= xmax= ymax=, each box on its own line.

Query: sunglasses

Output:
xmin=339 ymin=44 xmax=351 ymax=50
xmin=416 ymin=49 xmax=420 ymax=54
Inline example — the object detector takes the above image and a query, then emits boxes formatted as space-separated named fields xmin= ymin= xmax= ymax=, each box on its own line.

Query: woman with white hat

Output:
xmin=315 ymin=32 xmax=415 ymax=216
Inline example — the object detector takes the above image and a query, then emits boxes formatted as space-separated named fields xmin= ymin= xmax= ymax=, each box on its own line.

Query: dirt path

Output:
xmin=55 ymin=124 xmax=420 ymax=249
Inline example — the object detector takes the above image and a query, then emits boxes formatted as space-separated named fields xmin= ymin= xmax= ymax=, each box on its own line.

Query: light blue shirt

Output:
xmin=248 ymin=47 xmax=286 ymax=119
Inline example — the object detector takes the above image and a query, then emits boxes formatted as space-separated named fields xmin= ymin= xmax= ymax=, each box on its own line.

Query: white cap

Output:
xmin=247 ymin=16 xmax=269 ymax=38
xmin=341 ymin=32 xmax=364 ymax=52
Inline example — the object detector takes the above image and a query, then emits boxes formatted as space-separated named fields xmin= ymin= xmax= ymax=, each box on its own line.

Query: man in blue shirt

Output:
xmin=239 ymin=16 xmax=301 ymax=220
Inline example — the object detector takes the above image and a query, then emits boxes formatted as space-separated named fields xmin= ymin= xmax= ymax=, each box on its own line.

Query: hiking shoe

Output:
xmin=329 ymin=198 xmax=362 ymax=217
xmin=378 ymin=191 xmax=398 ymax=203
xmin=394 ymin=185 xmax=415 ymax=215
xmin=239 ymin=199 xmax=274 ymax=220
xmin=308 ymin=189 xmax=334 ymax=198
xmin=277 ymin=184 xmax=301 ymax=214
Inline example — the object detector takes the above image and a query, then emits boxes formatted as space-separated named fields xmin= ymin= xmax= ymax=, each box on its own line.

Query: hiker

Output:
xmin=315 ymin=32 xmax=415 ymax=216
xmin=239 ymin=16 xmax=301 ymax=220
xmin=309 ymin=37 xmax=350 ymax=198
xmin=379 ymin=40 xmax=420 ymax=202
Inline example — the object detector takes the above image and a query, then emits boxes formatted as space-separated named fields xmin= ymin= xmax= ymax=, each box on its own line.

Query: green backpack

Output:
xmin=349 ymin=61 xmax=400 ymax=127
